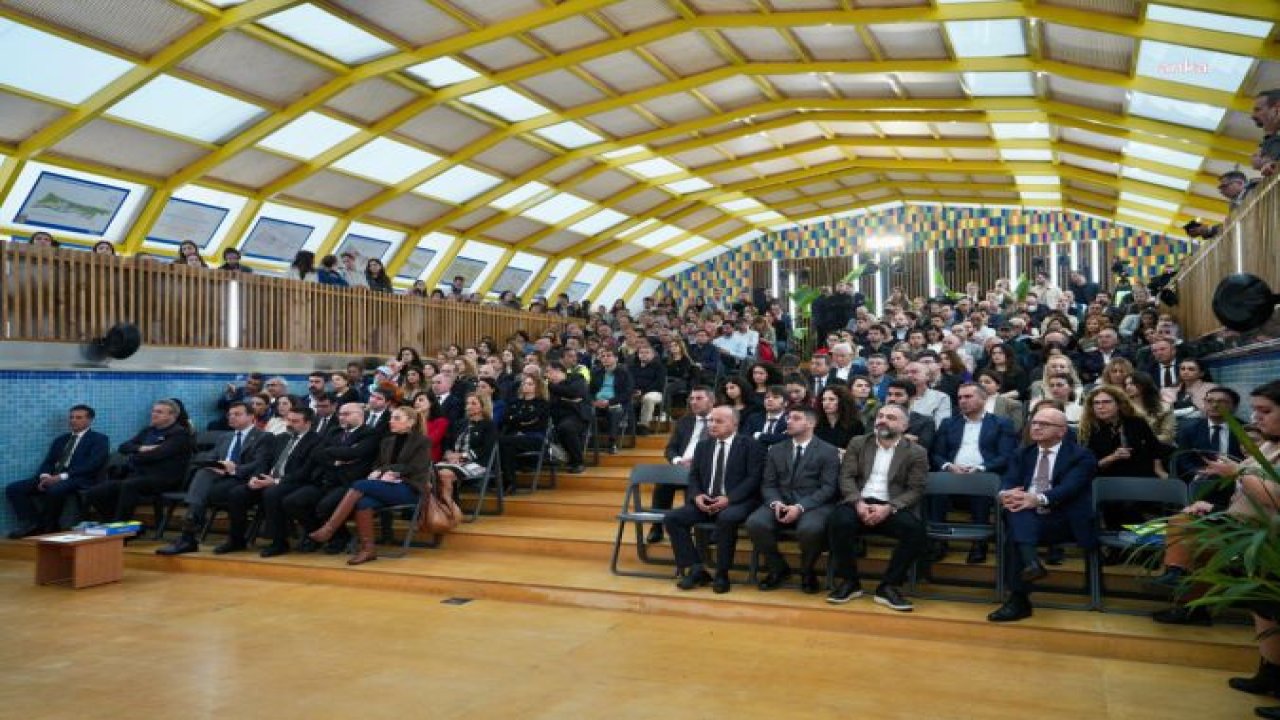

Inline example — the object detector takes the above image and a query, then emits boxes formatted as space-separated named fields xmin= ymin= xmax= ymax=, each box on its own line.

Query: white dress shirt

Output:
xmin=863 ymin=439 xmax=899 ymax=502
xmin=950 ymin=415 xmax=987 ymax=470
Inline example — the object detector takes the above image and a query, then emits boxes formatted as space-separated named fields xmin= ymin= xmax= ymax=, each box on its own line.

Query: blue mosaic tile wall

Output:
xmin=1205 ymin=348 xmax=1280 ymax=404
xmin=0 ymin=370 xmax=307 ymax=534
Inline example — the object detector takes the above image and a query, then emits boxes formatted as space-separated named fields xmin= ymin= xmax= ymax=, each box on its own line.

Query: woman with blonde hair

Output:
xmin=435 ymin=393 xmax=497 ymax=492
xmin=1099 ymin=357 xmax=1134 ymax=391
xmin=1029 ymin=354 xmax=1083 ymax=403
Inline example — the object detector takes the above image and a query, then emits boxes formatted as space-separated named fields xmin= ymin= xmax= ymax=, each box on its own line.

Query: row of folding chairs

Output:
xmin=611 ymin=465 xmax=1194 ymax=612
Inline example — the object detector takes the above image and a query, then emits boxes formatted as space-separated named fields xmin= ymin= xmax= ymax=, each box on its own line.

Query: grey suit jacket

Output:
xmin=838 ymin=434 xmax=928 ymax=511
xmin=761 ymin=437 xmax=840 ymax=511
xmin=202 ymin=427 xmax=273 ymax=481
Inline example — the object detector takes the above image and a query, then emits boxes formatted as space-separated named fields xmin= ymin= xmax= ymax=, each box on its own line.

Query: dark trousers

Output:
xmin=595 ymin=405 xmax=626 ymax=441
xmin=225 ymin=483 xmax=266 ymax=543
xmin=1002 ymin=509 xmax=1080 ymax=594
xmin=498 ymin=433 xmax=543 ymax=486
xmin=746 ymin=504 xmax=833 ymax=573
xmin=827 ymin=501 xmax=926 ymax=587
xmin=650 ymin=481 xmax=686 ymax=513
xmin=279 ymin=485 xmax=344 ymax=533
xmin=664 ymin=501 xmax=755 ymax=576
xmin=262 ymin=483 xmax=317 ymax=545
xmin=927 ymin=494 xmax=993 ymax=528
xmin=182 ymin=469 xmax=238 ymax=530
xmin=84 ymin=472 xmax=182 ymax=522
xmin=6 ymin=477 xmax=82 ymax=531
xmin=555 ymin=415 xmax=586 ymax=466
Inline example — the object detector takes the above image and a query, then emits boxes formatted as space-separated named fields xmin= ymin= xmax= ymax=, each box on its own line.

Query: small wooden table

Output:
xmin=33 ymin=532 xmax=132 ymax=589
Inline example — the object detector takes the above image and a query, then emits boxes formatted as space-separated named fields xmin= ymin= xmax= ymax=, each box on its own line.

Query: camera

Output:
xmin=1110 ymin=259 xmax=1132 ymax=278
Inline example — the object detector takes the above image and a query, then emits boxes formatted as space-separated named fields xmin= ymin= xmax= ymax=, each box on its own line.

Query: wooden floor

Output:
xmin=0 ymin=435 xmax=1268 ymax=718
xmin=0 ymin=559 xmax=1268 ymax=720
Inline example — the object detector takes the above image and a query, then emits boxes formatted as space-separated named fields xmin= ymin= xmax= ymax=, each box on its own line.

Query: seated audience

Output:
xmin=547 ymin=363 xmax=590 ymax=474
xmin=288 ymin=402 xmax=380 ymax=553
xmin=497 ymin=375 xmax=551 ymax=493
xmin=630 ymin=344 xmax=667 ymax=435
xmin=815 ymin=385 xmax=862 ymax=452
xmin=6 ymin=405 xmax=109 ymax=537
xmin=434 ymin=393 xmax=497 ymax=491
xmin=85 ymin=399 xmax=194 ymax=523
xmin=248 ymin=406 xmax=325 ymax=557
xmin=646 ymin=385 xmax=715 ymax=544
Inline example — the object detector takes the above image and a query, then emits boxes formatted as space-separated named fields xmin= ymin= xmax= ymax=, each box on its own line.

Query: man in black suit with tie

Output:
xmin=288 ymin=402 xmax=380 ymax=553
xmin=931 ymin=383 xmax=1018 ymax=564
xmin=431 ymin=374 xmax=465 ymax=428
xmin=1170 ymin=387 xmax=1243 ymax=483
xmin=6 ymin=404 xmax=110 ymax=537
xmin=1140 ymin=338 xmax=1185 ymax=392
xmin=988 ymin=407 xmax=1098 ymax=622
xmin=311 ymin=394 xmax=338 ymax=438
xmin=664 ymin=405 xmax=765 ymax=594
xmin=155 ymin=401 xmax=273 ymax=555
xmin=239 ymin=406 xmax=324 ymax=558
xmin=364 ymin=388 xmax=394 ymax=436
xmin=746 ymin=386 xmax=791 ymax=447
xmin=807 ymin=354 xmax=832 ymax=398
xmin=826 ymin=403 xmax=929 ymax=612
xmin=747 ymin=406 xmax=840 ymax=593
xmin=647 ymin=386 xmax=714 ymax=544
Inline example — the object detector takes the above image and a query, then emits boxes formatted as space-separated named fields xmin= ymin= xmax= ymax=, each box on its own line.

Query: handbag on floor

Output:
xmin=419 ymin=474 xmax=462 ymax=534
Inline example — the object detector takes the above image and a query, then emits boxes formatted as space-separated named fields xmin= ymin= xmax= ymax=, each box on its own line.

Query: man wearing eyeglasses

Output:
xmin=988 ymin=407 xmax=1098 ymax=623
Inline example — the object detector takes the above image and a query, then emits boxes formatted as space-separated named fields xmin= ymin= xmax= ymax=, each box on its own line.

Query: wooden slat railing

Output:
xmin=0 ymin=246 xmax=560 ymax=356
xmin=1168 ymin=173 xmax=1280 ymax=340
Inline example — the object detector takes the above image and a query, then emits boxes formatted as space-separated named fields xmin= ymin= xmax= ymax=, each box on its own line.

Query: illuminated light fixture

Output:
xmin=864 ymin=235 xmax=904 ymax=250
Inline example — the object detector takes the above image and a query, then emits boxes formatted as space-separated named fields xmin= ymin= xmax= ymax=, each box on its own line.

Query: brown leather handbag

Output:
xmin=419 ymin=474 xmax=462 ymax=535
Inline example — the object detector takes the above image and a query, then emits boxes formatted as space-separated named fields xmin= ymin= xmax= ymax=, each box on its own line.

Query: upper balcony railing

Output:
xmin=0 ymin=247 xmax=560 ymax=357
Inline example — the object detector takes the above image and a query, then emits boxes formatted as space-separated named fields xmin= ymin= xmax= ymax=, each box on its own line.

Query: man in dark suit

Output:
xmin=364 ymin=388 xmax=394 ymax=436
xmin=647 ymin=386 xmax=714 ymax=543
xmin=988 ymin=407 xmax=1098 ymax=622
xmin=1139 ymin=337 xmax=1185 ymax=392
xmin=6 ymin=404 xmax=109 ymax=537
xmin=826 ymin=403 xmax=929 ymax=612
xmin=664 ymin=406 xmax=765 ymax=594
xmin=1076 ymin=328 xmax=1131 ymax=384
xmin=746 ymin=406 xmax=840 ymax=593
xmin=155 ymin=401 xmax=273 ymax=555
xmin=589 ymin=348 xmax=633 ymax=454
xmin=86 ymin=399 xmax=194 ymax=522
xmin=311 ymin=394 xmax=339 ymax=439
xmin=1170 ymin=387 xmax=1244 ymax=483
xmin=745 ymin=386 xmax=791 ymax=447
xmin=885 ymin=381 xmax=935 ymax=452
xmin=239 ymin=406 xmax=324 ymax=558
xmin=931 ymin=383 xmax=1019 ymax=564
xmin=287 ymin=402 xmax=380 ymax=553
xmin=431 ymin=374 xmax=465 ymax=428
xmin=547 ymin=362 xmax=591 ymax=473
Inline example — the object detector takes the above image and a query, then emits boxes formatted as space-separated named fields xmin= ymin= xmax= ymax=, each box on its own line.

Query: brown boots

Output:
xmin=308 ymin=490 xmax=361 ymax=544
xmin=346 ymin=509 xmax=377 ymax=566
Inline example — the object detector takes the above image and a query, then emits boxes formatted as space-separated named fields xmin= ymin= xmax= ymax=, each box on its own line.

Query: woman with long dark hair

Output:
xmin=720 ymin=376 xmax=761 ymax=429
xmin=815 ymin=385 xmax=862 ymax=452
xmin=289 ymin=250 xmax=316 ymax=282
xmin=1124 ymin=371 xmax=1176 ymax=445
xmin=366 ymin=258 xmax=393 ymax=293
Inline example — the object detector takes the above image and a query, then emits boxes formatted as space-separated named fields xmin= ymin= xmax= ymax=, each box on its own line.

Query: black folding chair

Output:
xmin=514 ymin=420 xmax=560 ymax=492
xmin=1090 ymin=476 xmax=1189 ymax=613
xmin=610 ymin=464 xmax=689 ymax=577
xmin=376 ymin=465 xmax=442 ymax=556
xmin=455 ymin=447 xmax=503 ymax=523
xmin=914 ymin=472 xmax=1003 ymax=602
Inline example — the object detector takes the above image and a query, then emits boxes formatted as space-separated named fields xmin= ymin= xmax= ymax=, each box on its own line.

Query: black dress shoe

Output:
xmin=928 ymin=541 xmax=950 ymax=563
xmin=567 ymin=465 xmax=585 ymax=474
xmin=258 ymin=543 xmax=290 ymax=558
xmin=1152 ymin=605 xmax=1212 ymax=626
xmin=1021 ymin=559 xmax=1049 ymax=583
xmin=1231 ymin=659 xmax=1280 ymax=696
xmin=988 ymin=595 xmax=1033 ymax=623
xmin=1045 ymin=545 xmax=1065 ymax=565
xmin=676 ymin=567 xmax=712 ymax=590
xmin=1255 ymin=706 xmax=1280 ymax=719
xmin=298 ymin=537 xmax=320 ymax=553
xmin=757 ymin=568 xmax=792 ymax=591
xmin=213 ymin=540 xmax=246 ymax=555
xmin=966 ymin=542 xmax=988 ymax=565
xmin=712 ymin=574 xmax=731 ymax=594
xmin=155 ymin=535 xmax=198 ymax=556
xmin=645 ymin=526 xmax=664 ymax=544
xmin=800 ymin=573 xmax=820 ymax=595
xmin=826 ymin=581 xmax=864 ymax=604
xmin=874 ymin=584 xmax=913 ymax=612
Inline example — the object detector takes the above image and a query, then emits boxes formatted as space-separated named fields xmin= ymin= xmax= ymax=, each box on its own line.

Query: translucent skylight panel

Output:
xmin=1000 ymin=149 xmax=1053 ymax=162
xmin=461 ymin=87 xmax=550 ymax=122
xmin=963 ymin=72 xmax=1035 ymax=97
xmin=1128 ymin=92 xmax=1226 ymax=131
xmin=945 ymin=20 xmax=1027 ymax=58
xmin=1146 ymin=5 xmax=1273 ymax=38
xmin=406 ymin=57 xmax=481 ymax=88
xmin=258 ymin=112 xmax=360 ymax=160
xmin=991 ymin=122 xmax=1050 ymax=140
xmin=259 ymin=4 xmax=396 ymax=64
xmin=601 ymin=146 xmax=646 ymax=160
xmin=745 ymin=211 xmax=784 ymax=223
xmin=1015 ymin=175 xmax=1059 ymax=185
xmin=719 ymin=198 xmax=764 ymax=212
xmin=414 ymin=165 xmax=502 ymax=204
xmin=625 ymin=157 xmax=685 ymax=179
xmin=106 ymin=74 xmax=263 ymax=143
xmin=1116 ymin=206 xmax=1170 ymax=225
xmin=666 ymin=236 xmax=709 ymax=256
xmin=619 ymin=219 xmax=658 ymax=238
xmin=631 ymin=224 xmax=685 ymax=248
xmin=1135 ymin=40 xmax=1253 ymax=93
xmin=1122 ymin=166 xmax=1191 ymax=191
xmin=657 ymin=261 xmax=693 ymax=278
xmin=490 ymin=182 xmax=551 ymax=210
xmin=534 ymin=122 xmax=605 ymax=149
xmin=0 ymin=19 xmax=135 ymax=104
xmin=332 ymin=137 xmax=440 ymax=184
xmin=521 ymin=193 xmax=594 ymax=225
xmin=664 ymin=178 xmax=714 ymax=194
xmin=1119 ymin=191 xmax=1180 ymax=212
xmin=1122 ymin=140 xmax=1202 ymax=171
xmin=569 ymin=209 xmax=629 ymax=235
xmin=1020 ymin=192 xmax=1061 ymax=200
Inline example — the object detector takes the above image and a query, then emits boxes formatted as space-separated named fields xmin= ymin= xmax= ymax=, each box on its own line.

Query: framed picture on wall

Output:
xmin=489 ymin=267 xmax=533 ymax=296
xmin=334 ymin=233 xmax=392 ymax=262
xmin=566 ymin=281 xmax=591 ymax=302
xmin=147 ymin=197 xmax=230 ymax=249
xmin=440 ymin=256 xmax=487 ymax=290
xmin=240 ymin=217 xmax=314 ymax=262
xmin=397 ymin=247 xmax=436 ymax=280
xmin=13 ymin=171 xmax=130 ymax=236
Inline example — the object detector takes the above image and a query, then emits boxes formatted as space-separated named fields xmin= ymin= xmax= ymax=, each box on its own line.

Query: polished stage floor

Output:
xmin=0 ymin=559 xmax=1266 ymax=720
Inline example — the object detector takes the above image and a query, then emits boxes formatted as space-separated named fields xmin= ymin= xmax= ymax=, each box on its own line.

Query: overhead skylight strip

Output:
xmin=460 ymin=86 xmax=551 ymax=123
xmin=258 ymin=4 xmax=397 ymax=64
xmin=0 ymin=19 xmax=135 ymax=104
xmin=406 ymin=57 xmax=481 ymax=88
xmin=258 ymin=111 xmax=361 ymax=160
xmin=413 ymin=165 xmax=503 ymax=204
xmin=944 ymin=19 xmax=1027 ymax=58
xmin=331 ymin=137 xmax=441 ymax=185
xmin=105 ymin=74 xmax=265 ymax=143
xmin=1146 ymin=4 xmax=1273 ymax=38
xmin=1134 ymin=39 xmax=1253 ymax=94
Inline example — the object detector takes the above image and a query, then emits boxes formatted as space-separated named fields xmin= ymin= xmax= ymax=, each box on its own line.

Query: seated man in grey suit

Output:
xmin=826 ymin=403 xmax=929 ymax=612
xmin=746 ymin=405 xmax=840 ymax=594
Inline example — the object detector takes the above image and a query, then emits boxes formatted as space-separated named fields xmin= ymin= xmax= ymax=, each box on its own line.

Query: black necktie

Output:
xmin=272 ymin=434 xmax=301 ymax=476
xmin=712 ymin=441 xmax=727 ymax=496
xmin=1210 ymin=424 xmax=1223 ymax=455
xmin=790 ymin=444 xmax=804 ymax=484
xmin=340 ymin=429 xmax=352 ymax=445
xmin=1163 ymin=366 xmax=1175 ymax=388
xmin=54 ymin=434 xmax=79 ymax=473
